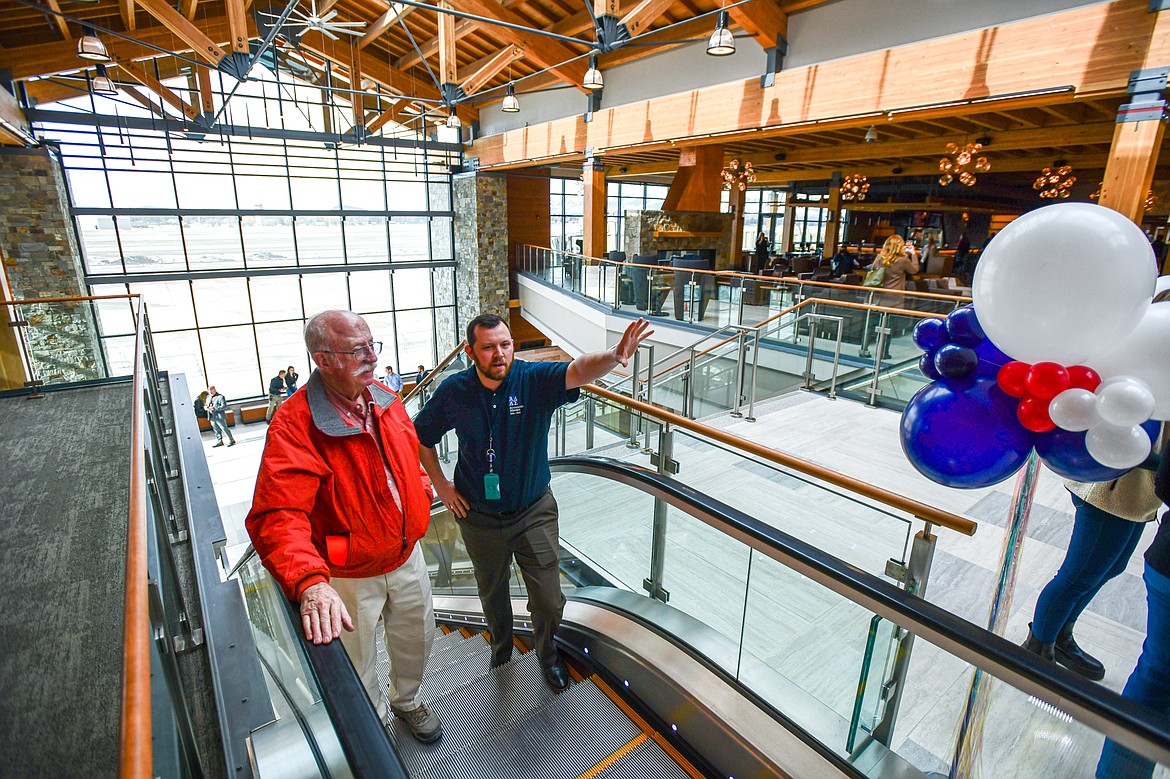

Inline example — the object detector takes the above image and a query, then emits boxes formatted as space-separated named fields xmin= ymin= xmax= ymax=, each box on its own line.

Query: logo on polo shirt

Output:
xmin=508 ymin=395 xmax=524 ymax=415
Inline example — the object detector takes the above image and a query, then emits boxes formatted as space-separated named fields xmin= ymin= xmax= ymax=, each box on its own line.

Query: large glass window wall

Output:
xmin=36 ymin=69 xmax=461 ymax=401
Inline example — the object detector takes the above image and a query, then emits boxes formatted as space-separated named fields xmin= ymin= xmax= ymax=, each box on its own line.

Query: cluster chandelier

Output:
xmin=840 ymin=173 xmax=870 ymax=201
xmin=939 ymin=141 xmax=990 ymax=187
xmin=1033 ymin=161 xmax=1075 ymax=199
xmin=720 ymin=158 xmax=755 ymax=191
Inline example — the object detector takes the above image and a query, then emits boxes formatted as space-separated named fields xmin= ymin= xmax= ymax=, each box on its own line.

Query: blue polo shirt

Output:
xmin=414 ymin=360 xmax=580 ymax=517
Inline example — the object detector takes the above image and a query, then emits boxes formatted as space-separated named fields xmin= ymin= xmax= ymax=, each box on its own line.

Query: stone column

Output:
xmin=0 ymin=146 xmax=103 ymax=383
xmin=452 ymin=173 xmax=509 ymax=339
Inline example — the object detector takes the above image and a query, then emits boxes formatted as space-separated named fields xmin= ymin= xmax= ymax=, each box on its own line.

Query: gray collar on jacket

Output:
xmin=306 ymin=370 xmax=398 ymax=437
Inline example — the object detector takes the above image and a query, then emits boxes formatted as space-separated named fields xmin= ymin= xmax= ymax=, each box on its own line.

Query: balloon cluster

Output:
xmin=900 ymin=202 xmax=1168 ymax=489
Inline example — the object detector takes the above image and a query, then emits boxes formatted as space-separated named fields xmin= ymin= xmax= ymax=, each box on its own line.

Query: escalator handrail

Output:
xmin=281 ymin=599 xmax=411 ymax=779
xmin=549 ymin=455 xmax=1170 ymax=768
xmin=584 ymin=383 xmax=976 ymax=535
xmin=402 ymin=340 xmax=468 ymax=405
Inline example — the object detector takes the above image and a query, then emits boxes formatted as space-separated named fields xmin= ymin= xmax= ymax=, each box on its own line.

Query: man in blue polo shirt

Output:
xmin=415 ymin=313 xmax=651 ymax=691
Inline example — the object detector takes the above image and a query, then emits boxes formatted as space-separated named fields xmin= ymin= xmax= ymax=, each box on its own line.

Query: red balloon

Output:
xmin=1017 ymin=396 xmax=1057 ymax=432
xmin=1067 ymin=365 xmax=1102 ymax=392
xmin=997 ymin=361 xmax=1030 ymax=398
xmin=1025 ymin=362 xmax=1071 ymax=401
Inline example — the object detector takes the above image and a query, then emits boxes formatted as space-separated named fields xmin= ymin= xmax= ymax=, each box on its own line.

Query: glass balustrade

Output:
xmin=413 ymin=461 xmax=1170 ymax=778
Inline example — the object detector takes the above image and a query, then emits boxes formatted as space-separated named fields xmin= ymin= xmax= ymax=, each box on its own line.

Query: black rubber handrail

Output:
xmin=283 ymin=599 xmax=411 ymax=779
xmin=549 ymin=456 xmax=1170 ymax=767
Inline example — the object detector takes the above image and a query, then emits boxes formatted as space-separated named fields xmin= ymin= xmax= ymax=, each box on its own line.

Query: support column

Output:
xmin=0 ymin=147 xmax=102 ymax=383
xmin=728 ymin=184 xmax=746 ymax=270
xmin=452 ymin=173 xmax=509 ymax=336
xmin=1099 ymin=65 xmax=1169 ymax=223
xmin=780 ymin=187 xmax=797 ymax=254
xmin=823 ymin=179 xmax=842 ymax=259
xmin=583 ymin=156 xmax=607 ymax=258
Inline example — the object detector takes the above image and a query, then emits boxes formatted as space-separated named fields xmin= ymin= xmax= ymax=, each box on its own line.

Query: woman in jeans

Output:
xmin=1023 ymin=425 xmax=1166 ymax=680
xmin=1096 ymin=434 xmax=1170 ymax=778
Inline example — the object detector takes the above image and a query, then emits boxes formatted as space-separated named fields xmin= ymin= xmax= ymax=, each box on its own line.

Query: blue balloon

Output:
xmin=934 ymin=343 xmax=978 ymax=380
xmin=919 ymin=354 xmax=942 ymax=382
xmin=1035 ymin=420 xmax=1160 ymax=482
xmin=947 ymin=305 xmax=986 ymax=347
xmin=974 ymin=335 xmax=1013 ymax=379
xmin=913 ymin=318 xmax=949 ymax=353
xmin=901 ymin=378 xmax=1034 ymax=488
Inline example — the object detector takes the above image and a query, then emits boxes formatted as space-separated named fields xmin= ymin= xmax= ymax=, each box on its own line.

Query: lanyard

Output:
xmin=481 ymin=388 xmax=504 ymax=474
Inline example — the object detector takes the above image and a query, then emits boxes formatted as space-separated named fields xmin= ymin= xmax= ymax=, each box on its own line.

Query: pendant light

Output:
xmin=77 ymin=26 xmax=111 ymax=63
xmin=502 ymin=83 xmax=520 ymax=113
xmin=707 ymin=11 xmax=734 ymax=56
xmin=90 ymin=65 xmax=117 ymax=96
xmin=583 ymin=55 xmax=603 ymax=90
xmin=445 ymin=111 xmax=461 ymax=128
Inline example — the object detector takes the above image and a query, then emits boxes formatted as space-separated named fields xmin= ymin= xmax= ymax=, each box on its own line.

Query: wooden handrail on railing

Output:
xmin=121 ymin=295 xmax=151 ymax=778
xmin=585 ymin=383 xmax=977 ymax=537
xmin=401 ymin=338 xmax=468 ymax=405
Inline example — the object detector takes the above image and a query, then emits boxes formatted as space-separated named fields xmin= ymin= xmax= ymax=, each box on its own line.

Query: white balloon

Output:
xmin=972 ymin=202 xmax=1156 ymax=364
xmin=1090 ymin=300 xmax=1170 ymax=419
xmin=1096 ymin=376 xmax=1156 ymax=426
xmin=1049 ymin=388 xmax=1100 ymax=431
xmin=1086 ymin=422 xmax=1153 ymax=469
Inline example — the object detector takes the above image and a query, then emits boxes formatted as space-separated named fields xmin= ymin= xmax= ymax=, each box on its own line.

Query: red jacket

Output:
xmin=246 ymin=371 xmax=433 ymax=601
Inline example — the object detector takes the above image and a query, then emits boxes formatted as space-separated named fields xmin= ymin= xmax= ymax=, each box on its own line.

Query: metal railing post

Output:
xmin=643 ymin=425 xmax=672 ymax=603
xmin=730 ymin=329 xmax=749 ymax=418
xmin=867 ymin=311 xmax=890 ymax=407
xmin=870 ymin=525 xmax=936 ymax=746
xmin=736 ymin=276 xmax=746 ymax=326
xmin=585 ymin=395 xmax=595 ymax=450
xmin=803 ymin=315 xmax=819 ymax=391
xmin=626 ymin=349 xmax=641 ymax=448
xmin=859 ymin=290 xmax=876 ymax=357
xmin=745 ymin=328 xmax=761 ymax=422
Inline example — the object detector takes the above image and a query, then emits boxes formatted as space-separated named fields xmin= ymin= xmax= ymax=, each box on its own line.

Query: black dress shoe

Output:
xmin=543 ymin=660 xmax=570 ymax=691
xmin=1022 ymin=623 xmax=1055 ymax=662
xmin=1055 ymin=622 xmax=1106 ymax=681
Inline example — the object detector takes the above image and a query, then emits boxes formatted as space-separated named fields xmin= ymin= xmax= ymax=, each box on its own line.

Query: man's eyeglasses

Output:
xmin=318 ymin=341 xmax=383 ymax=359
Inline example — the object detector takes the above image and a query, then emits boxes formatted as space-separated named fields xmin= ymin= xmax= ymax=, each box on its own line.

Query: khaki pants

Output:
xmin=265 ymin=393 xmax=284 ymax=421
xmin=332 ymin=542 xmax=435 ymax=718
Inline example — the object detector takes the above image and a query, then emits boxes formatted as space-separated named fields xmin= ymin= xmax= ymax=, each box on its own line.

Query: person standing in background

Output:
xmin=193 ymin=390 xmax=209 ymax=421
xmin=415 ymin=365 xmax=426 ymax=387
xmin=754 ymin=231 xmax=769 ymax=274
xmin=206 ymin=385 xmax=236 ymax=448
xmin=285 ymin=365 xmax=300 ymax=397
xmin=266 ymin=369 xmax=287 ymax=422
xmin=384 ymin=366 xmax=404 ymax=393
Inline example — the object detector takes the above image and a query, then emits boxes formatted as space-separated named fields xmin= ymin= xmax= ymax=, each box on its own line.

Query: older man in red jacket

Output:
xmin=245 ymin=309 xmax=441 ymax=743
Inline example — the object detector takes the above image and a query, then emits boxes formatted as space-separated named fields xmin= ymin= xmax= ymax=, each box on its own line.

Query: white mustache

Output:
xmin=353 ymin=362 xmax=376 ymax=377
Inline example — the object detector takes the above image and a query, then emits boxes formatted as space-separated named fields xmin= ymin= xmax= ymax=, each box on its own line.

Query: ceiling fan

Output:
xmin=259 ymin=0 xmax=367 ymax=41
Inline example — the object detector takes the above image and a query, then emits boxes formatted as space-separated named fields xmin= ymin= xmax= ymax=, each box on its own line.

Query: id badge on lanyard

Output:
xmin=484 ymin=434 xmax=501 ymax=500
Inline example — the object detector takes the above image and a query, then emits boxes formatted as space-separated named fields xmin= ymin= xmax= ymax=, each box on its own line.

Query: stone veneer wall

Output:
xmin=0 ymin=147 xmax=103 ymax=383
xmin=622 ymin=210 xmax=737 ymax=269
xmin=453 ymin=174 xmax=509 ymax=336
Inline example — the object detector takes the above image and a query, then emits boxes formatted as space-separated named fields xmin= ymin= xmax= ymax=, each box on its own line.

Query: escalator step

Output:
xmin=603 ymin=739 xmax=693 ymax=779
xmin=426 ymin=633 xmax=488 ymax=677
xmin=430 ymin=628 xmax=470 ymax=655
xmin=392 ymin=649 xmax=558 ymax=775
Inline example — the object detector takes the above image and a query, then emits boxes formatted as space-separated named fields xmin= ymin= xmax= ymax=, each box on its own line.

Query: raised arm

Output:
xmin=565 ymin=318 xmax=654 ymax=390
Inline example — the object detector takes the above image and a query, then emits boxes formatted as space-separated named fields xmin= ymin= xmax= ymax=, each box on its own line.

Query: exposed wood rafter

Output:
xmin=460 ymin=45 xmax=522 ymax=96
xmin=116 ymin=59 xmax=201 ymax=120
xmin=135 ymin=0 xmax=225 ymax=66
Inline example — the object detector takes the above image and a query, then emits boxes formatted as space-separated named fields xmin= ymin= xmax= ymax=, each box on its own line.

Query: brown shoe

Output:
xmin=391 ymin=704 xmax=441 ymax=743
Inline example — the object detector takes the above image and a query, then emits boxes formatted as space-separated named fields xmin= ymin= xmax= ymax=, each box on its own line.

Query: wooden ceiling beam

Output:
xmin=619 ymin=0 xmax=676 ymax=37
xmin=224 ymin=0 xmax=249 ymax=56
xmin=43 ymin=0 xmax=71 ymax=40
xmin=121 ymin=83 xmax=169 ymax=118
xmin=727 ymin=0 xmax=787 ymax=50
xmin=438 ymin=0 xmax=457 ymax=86
xmin=394 ymin=0 xmax=532 ymax=71
xmin=121 ymin=0 xmax=137 ymax=31
xmin=135 ymin=0 xmax=225 ymax=67
xmin=180 ymin=0 xmax=199 ymax=21
xmin=443 ymin=0 xmax=587 ymax=91
xmin=195 ymin=64 xmax=214 ymax=114
xmin=359 ymin=4 xmax=416 ymax=49
xmin=115 ymin=59 xmax=201 ymax=120
xmin=460 ymin=45 xmax=522 ymax=96
xmin=0 ymin=14 xmax=244 ymax=81
xmin=751 ymin=152 xmax=1112 ymax=185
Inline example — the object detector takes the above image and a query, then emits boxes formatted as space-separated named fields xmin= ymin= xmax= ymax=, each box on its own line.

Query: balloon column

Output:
xmin=901 ymin=202 xmax=1167 ymax=488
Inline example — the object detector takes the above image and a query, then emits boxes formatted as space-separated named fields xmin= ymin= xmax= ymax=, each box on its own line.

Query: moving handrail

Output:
xmin=123 ymin=295 xmax=151 ymax=778
xmin=549 ymin=456 xmax=1170 ymax=768
xmin=584 ymin=383 xmax=976 ymax=536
